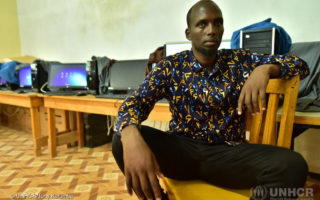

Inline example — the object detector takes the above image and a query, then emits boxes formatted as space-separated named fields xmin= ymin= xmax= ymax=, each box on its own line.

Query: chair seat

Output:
xmin=163 ymin=178 xmax=251 ymax=200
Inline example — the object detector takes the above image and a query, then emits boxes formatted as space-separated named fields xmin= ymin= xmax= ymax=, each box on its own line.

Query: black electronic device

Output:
xmin=32 ymin=60 xmax=61 ymax=93
xmin=96 ymin=59 xmax=147 ymax=99
xmin=240 ymin=28 xmax=276 ymax=54
xmin=31 ymin=61 xmax=50 ymax=93
xmin=15 ymin=65 xmax=33 ymax=93
xmin=0 ymin=77 xmax=7 ymax=90
xmin=31 ymin=63 xmax=40 ymax=92
xmin=86 ymin=60 xmax=98 ymax=95
xmin=45 ymin=63 xmax=88 ymax=96
xmin=84 ymin=114 xmax=113 ymax=148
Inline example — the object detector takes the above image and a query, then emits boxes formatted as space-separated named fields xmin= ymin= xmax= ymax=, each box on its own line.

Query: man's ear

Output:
xmin=185 ymin=28 xmax=191 ymax=41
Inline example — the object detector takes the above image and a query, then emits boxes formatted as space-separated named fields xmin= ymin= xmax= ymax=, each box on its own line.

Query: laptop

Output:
xmin=45 ymin=63 xmax=88 ymax=96
xmin=0 ymin=77 xmax=7 ymax=90
xmin=96 ymin=59 xmax=147 ymax=99
xmin=15 ymin=65 xmax=33 ymax=93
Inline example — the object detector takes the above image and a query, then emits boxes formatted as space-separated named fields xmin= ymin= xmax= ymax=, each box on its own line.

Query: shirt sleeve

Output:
xmin=115 ymin=59 xmax=169 ymax=133
xmin=240 ymin=49 xmax=309 ymax=80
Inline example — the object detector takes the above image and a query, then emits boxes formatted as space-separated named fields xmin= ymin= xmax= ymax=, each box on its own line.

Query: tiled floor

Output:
xmin=0 ymin=126 xmax=137 ymax=200
xmin=1 ymin=125 xmax=320 ymax=200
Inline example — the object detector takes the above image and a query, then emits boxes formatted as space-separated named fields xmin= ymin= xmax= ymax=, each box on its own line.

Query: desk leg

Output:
xmin=76 ymin=112 xmax=84 ymax=147
xmin=64 ymin=110 xmax=70 ymax=132
xmin=48 ymin=108 xmax=57 ymax=158
xmin=30 ymin=107 xmax=41 ymax=156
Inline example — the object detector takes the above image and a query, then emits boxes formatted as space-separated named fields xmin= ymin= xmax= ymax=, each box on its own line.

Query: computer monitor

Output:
xmin=164 ymin=40 xmax=231 ymax=56
xmin=18 ymin=66 xmax=32 ymax=88
xmin=48 ymin=63 xmax=87 ymax=91
xmin=219 ymin=40 xmax=232 ymax=49
xmin=0 ymin=77 xmax=7 ymax=87
xmin=165 ymin=42 xmax=192 ymax=57
xmin=240 ymin=28 xmax=276 ymax=54
xmin=108 ymin=59 xmax=147 ymax=91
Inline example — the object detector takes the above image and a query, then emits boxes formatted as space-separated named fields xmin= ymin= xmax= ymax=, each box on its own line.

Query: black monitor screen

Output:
xmin=0 ymin=77 xmax=7 ymax=85
xmin=19 ymin=66 xmax=32 ymax=87
xmin=240 ymin=28 xmax=275 ymax=54
xmin=109 ymin=60 xmax=147 ymax=91
xmin=48 ymin=63 xmax=87 ymax=90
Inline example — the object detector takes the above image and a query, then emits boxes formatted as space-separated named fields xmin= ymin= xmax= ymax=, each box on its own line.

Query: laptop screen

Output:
xmin=18 ymin=66 xmax=32 ymax=87
xmin=48 ymin=63 xmax=87 ymax=90
xmin=0 ymin=77 xmax=7 ymax=86
xmin=108 ymin=59 xmax=147 ymax=91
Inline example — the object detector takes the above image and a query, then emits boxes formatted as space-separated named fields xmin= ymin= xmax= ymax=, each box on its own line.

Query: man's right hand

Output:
xmin=121 ymin=125 xmax=163 ymax=200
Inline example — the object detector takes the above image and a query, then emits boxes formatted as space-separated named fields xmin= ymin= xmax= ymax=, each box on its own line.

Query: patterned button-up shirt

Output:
xmin=116 ymin=49 xmax=309 ymax=144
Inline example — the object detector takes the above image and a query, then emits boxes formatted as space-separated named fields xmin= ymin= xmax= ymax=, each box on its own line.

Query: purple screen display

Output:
xmin=19 ymin=66 xmax=32 ymax=86
xmin=0 ymin=77 xmax=7 ymax=85
xmin=49 ymin=64 xmax=87 ymax=87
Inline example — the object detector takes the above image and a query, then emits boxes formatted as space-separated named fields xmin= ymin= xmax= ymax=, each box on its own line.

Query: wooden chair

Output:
xmin=162 ymin=76 xmax=300 ymax=200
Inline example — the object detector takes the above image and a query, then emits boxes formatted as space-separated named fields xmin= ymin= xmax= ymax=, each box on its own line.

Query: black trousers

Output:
xmin=112 ymin=126 xmax=308 ymax=198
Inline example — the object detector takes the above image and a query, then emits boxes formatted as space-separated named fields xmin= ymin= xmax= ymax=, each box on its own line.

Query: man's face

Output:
xmin=186 ymin=3 xmax=224 ymax=57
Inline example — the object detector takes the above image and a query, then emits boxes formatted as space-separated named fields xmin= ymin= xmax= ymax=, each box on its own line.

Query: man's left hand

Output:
xmin=237 ymin=64 xmax=281 ymax=115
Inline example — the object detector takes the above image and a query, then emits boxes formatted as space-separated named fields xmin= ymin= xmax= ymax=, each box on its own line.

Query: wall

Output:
xmin=16 ymin=0 xmax=320 ymax=62
xmin=0 ymin=0 xmax=21 ymax=59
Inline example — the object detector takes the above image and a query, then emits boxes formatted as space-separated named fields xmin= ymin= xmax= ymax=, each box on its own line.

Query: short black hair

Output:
xmin=186 ymin=0 xmax=218 ymax=27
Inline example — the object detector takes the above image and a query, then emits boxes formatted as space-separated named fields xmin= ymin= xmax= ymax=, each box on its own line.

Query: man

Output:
xmin=112 ymin=0 xmax=309 ymax=199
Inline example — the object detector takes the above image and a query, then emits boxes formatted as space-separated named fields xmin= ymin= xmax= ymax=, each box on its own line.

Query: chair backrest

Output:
xmin=245 ymin=75 xmax=300 ymax=149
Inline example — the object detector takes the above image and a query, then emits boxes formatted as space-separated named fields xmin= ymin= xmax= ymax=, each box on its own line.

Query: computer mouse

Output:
xmin=76 ymin=91 xmax=87 ymax=96
xmin=16 ymin=90 xmax=25 ymax=94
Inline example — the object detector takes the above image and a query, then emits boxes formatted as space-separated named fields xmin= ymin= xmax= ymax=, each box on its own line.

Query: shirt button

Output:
xmin=203 ymin=88 xmax=208 ymax=93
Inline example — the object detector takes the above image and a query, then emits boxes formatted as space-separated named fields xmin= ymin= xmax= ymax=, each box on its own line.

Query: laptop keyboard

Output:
xmin=14 ymin=89 xmax=34 ymax=94
xmin=44 ymin=91 xmax=87 ymax=96
xmin=96 ymin=94 xmax=129 ymax=99
xmin=96 ymin=94 xmax=169 ymax=103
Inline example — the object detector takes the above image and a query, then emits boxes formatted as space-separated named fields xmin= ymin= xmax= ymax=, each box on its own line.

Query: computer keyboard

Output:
xmin=96 ymin=94 xmax=169 ymax=103
xmin=44 ymin=91 xmax=87 ymax=96
xmin=14 ymin=89 xmax=34 ymax=94
xmin=96 ymin=94 xmax=129 ymax=99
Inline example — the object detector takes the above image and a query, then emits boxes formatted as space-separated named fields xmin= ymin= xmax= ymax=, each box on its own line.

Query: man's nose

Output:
xmin=206 ymin=23 xmax=216 ymax=35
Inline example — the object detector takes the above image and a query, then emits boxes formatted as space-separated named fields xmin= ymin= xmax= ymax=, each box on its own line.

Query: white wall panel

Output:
xmin=17 ymin=0 xmax=320 ymax=62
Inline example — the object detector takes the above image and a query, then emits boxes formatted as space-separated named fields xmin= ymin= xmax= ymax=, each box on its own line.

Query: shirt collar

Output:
xmin=188 ymin=50 xmax=223 ymax=73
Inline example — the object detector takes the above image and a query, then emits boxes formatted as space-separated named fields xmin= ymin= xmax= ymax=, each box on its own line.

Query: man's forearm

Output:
xmin=257 ymin=64 xmax=281 ymax=78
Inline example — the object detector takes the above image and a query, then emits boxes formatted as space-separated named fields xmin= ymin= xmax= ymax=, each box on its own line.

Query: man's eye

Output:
xmin=215 ymin=20 xmax=223 ymax=26
xmin=198 ymin=22 xmax=206 ymax=28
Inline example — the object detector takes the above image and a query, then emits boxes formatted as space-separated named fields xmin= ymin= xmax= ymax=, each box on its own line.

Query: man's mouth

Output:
xmin=204 ymin=40 xmax=218 ymax=46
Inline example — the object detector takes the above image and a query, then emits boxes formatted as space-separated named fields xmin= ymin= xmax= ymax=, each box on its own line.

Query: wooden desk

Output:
xmin=43 ymin=95 xmax=170 ymax=157
xmin=0 ymin=91 xmax=45 ymax=156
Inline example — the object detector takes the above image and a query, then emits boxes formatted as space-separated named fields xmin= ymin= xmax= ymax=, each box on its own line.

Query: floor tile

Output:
xmin=0 ymin=126 xmax=136 ymax=200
